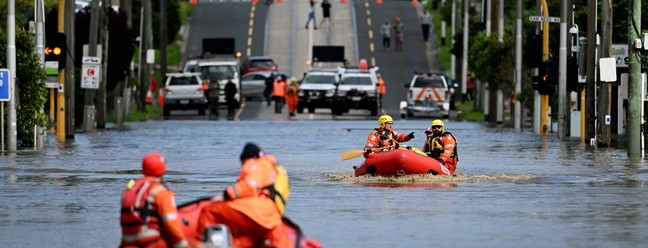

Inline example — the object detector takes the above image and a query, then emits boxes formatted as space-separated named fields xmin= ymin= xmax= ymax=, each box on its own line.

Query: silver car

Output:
xmin=161 ymin=73 xmax=207 ymax=117
xmin=240 ymin=71 xmax=274 ymax=101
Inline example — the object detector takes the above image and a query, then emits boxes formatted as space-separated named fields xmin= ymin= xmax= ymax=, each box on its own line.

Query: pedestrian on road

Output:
xmin=305 ymin=0 xmax=318 ymax=30
xmin=423 ymin=119 xmax=458 ymax=173
xmin=394 ymin=17 xmax=405 ymax=51
xmin=273 ymin=75 xmax=288 ymax=114
xmin=120 ymin=152 xmax=188 ymax=248
xmin=207 ymin=74 xmax=220 ymax=119
xmin=224 ymin=77 xmax=238 ymax=118
xmin=380 ymin=19 xmax=392 ymax=51
xmin=264 ymin=73 xmax=275 ymax=107
xmin=319 ymin=0 xmax=332 ymax=29
xmin=466 ymin=72 xmax=474 ymax=101
xmin=420 ymin=9 xmax=431 ymax=42
xmin=286 ymin=77 xmax=301 ymax=117
xmin=377 ymin=74 xmax=386 ymax=109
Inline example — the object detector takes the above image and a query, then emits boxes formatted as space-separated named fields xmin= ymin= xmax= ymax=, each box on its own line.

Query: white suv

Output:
xmin=297 ymin=68 xmax=339 ymax=113
xmin=400 ymin=72 xmax=451 ymax=119
xmin=198 ymin=59 xmax=240 ymax=104
xmin=333 ymin=67 xmax=380 ymax=116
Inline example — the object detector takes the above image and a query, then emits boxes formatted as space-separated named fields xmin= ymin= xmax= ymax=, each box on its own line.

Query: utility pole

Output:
xmin=161 ymin=0 xmax=168 ymax=89
xmin=585 ymin=0 xmax=596 ymax=143
xmin=116 ymin=0 xmax=132 ymax=124
xmin=557 ymin=0 xmax=568 ymax=139
xmin=97 ymin=0 xmax=108 ymax=129
xmin=64 ymin=0 xmax=75 ymax=140
xmin=514 ymin=0 xmax=522 ymax=132
xmin=451 ymin=0 xmax=456 ymax=79
xmin=6 ymin=0 xmax=17 ymax=153
xmin=84 ymin=0 xmax=101 ymax=132
xmin=598 ymin=0 xmax=612 ymax=147
xmin=496 ymin=0 xmax=504 ymax=125
xmin=627 ymin=0 xmax=641 ymax=158
xmin=35 ymin=0 xmax=46 ymax=149
xmin=460 ymin=0 xmax=468 ymax=105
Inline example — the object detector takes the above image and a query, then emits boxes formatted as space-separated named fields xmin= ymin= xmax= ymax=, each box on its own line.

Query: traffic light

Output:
xmin=45 ymin=32 xmax=66 ymax=68
xmin=525 ymin=34 xmax=543 ymax=68
xmin=531 ymin=61 xmax=554 ymax=95
xmin=566 ymin=56 xmax=581 ymax=92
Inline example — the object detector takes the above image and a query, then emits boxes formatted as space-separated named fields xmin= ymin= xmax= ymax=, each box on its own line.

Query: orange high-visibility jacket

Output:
xmin=224 ymin=155 xmax=282 ymax=229
xmin=364 ymin=128 xmax=412 ymax=157
xmin=378 ymin=77 xmax=386 ymax=95
xmin=272 ymin=81 xmax=288 ymax=98
xmin=120 ymin=177 xmax=188 ymax=248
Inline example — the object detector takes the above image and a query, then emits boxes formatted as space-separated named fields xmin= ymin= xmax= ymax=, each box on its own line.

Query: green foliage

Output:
xmin=468 ymin=31 xmax=515 ymax=92
xmin=0 ymin=29 xmax=48 ymax=146
xmin=131 ymin=0 xmax=183 ymax=48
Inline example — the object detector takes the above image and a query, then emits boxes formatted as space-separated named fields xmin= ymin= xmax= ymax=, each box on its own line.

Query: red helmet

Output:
xmin=142 ymin=152 xmax=166 ymax=177
xmin=395 ymin=17 xmax=401 ymax=22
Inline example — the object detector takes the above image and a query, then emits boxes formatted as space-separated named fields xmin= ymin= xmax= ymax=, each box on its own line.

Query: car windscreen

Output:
xmin=200 ymin=65 xmax=236 ymax=80
xmin=341 ymin=76 xmax=373 ymax=86
xmin=250 ymin=60 xmax=274 ymax=67
xmin=303 ymin=75 xmax=335 ymax=84
xmin=169 ymin=76 xmax=199 ymax=86
xmin=413 ymin=77 xmax=445 ymax=88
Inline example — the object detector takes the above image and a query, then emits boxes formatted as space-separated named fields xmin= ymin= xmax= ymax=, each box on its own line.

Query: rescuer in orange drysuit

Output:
xmin=120 ymin=152 xmax=188 ymax=248
xmin=423 ymin=119 xmax=458 ymax=173
xmin=198 ymin=143 xmax=290 ymax=247
xmin=286 ymin=77 xmax=301 ymax=117
xmin=272 ymin=75 xmax=289 ymax=114
xmin=364 ymin=115 xmax=415 ymax=158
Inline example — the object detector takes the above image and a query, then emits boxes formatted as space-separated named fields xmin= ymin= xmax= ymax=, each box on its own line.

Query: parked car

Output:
xmin=400 ymin=72 xmax=451 ymax=119
xmin=183 ymin=59 xmax=198 ymax=73
xmin=332 ymin=67 xmax=380 ymax=116
xmin=160 ymin=73 xmax=207 ymax=117
xmin=297 ymin=68 xmax=339 ymax=113
xmin=241 ymin=56 xmax=278 ymax=74
xmin=240 ymin=71 xmax=275 ymax=101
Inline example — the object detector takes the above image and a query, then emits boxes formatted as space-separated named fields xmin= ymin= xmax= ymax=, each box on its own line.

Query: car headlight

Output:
xmin=337 ymin=90 xmax=347 ymax=96
xmin=366 ymin=90 xmax=376 ymax=97
xmin=325 ymin=89 xmax=335 ymax=97
xmin=298 ymin=91 xmax=304 ymax=97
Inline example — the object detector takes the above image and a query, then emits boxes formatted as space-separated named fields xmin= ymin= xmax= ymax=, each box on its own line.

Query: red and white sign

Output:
xmin=81 ymin=56 xmax=101 ymax=89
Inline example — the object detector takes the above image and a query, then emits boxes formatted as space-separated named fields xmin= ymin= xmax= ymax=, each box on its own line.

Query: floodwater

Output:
xmin=1 ymin=120 xmax=647 ymax=247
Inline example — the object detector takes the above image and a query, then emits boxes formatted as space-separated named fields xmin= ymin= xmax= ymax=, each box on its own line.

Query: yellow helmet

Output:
xmin=378 ymin=115 xmax=394 ymax=128
xmin=431 ymin=119 xmax=444 ymax=133
xmin=290 ymin=77 xmax=297 ymax=83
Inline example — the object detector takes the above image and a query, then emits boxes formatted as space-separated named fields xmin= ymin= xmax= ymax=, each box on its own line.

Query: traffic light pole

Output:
xmin=540 ymin=0 xmax=549 ymax=135
xmin=56 ymin=0 xmax=66 ymax=142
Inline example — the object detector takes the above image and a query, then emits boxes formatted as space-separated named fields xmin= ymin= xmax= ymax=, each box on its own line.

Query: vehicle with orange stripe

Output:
xmin=400 ymin=72 xmax=451 ymax=119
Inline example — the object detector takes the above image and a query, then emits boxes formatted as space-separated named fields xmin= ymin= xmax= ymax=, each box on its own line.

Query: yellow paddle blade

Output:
xmin=341 ymin=150 xmax=366 ymax=161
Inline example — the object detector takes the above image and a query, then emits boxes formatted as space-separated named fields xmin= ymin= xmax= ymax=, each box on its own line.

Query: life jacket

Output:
xmin=120 ymin=178 xmax=165 ymax=247
xmin=427 ymin=132 xmax=458 ymax=160
xmin=263 ymin=165 xmax=291 ymax=215
xmin=288 ymin=84 xmax=299 ymax=95
xmin=373 ymin=128 xmax=396 ymax=150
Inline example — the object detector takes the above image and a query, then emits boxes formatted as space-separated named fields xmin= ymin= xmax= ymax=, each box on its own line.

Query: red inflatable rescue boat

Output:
xmin=354 ymin=149 xmax=453 ymax=176
xmin=177 ymin=197 xmax=321 ymax=248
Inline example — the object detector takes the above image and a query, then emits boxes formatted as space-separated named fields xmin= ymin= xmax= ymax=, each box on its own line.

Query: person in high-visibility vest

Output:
xmin=272 ymin=75 xmax=288 ymax=114
xmin=377 ymin=74 xmax=386 ymax=109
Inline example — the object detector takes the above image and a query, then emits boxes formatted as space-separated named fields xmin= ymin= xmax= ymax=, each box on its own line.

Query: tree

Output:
xmin=0 ymin=29 xmax=48 ymax=147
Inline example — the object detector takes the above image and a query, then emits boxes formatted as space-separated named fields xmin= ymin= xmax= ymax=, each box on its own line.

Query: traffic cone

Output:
xmin=411 ymin=0 xmax=417 ymax=6
xmin=340 ymin=0 xmax=346 ymax=3
xmin=376 ymin=0 xmax=382 ymax=5
xmin=145 ymin=88 xmax=153 ymax=104
xmin=157 ymin=89 xmax=164 ymax=106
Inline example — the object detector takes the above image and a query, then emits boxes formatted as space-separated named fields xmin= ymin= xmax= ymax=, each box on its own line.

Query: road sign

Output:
xmin=81 ymin=56 xmax=101 ymax=89
xmin=0 ymin=69 xmax=10 ymax=101
xmin=529 ymin=16 xmax=561 ymax=23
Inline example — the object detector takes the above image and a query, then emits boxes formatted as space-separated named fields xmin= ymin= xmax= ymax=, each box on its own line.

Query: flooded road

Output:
xmin=1 ymin=120 xmax=647 ymax=247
